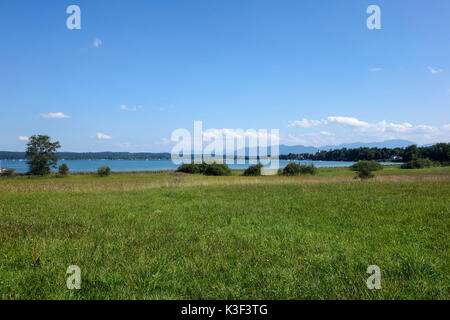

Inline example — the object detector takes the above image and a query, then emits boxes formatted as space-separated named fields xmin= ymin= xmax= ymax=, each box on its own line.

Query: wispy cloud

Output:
xmin=18 ymin=136 xmax=28 ymax=141
xmin=288 ymin=116 xmax=450 ymax=145
xmin=368 ymin=68 xmax=383 ymax=72
xmin=428 ymin=66 xmax=443 ymax=74
xmin=291 ymin=116 xmax=432 ymax=133
xmin=93 ymin=37 xmax=102 ymax=48
xmin=120 ymin=104 xmax=143 ymax=111
xmin=327 ymin=116 xmax=372 ymax=129
xmin=41 ymin=112 xmax=71 ymax=119
xmin=288 ymin=118 xmax=326 ymax=128
xmin=96 ymin=132 xmax=111 ymax=140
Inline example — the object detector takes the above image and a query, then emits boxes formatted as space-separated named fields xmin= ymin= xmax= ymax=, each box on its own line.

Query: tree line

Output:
xmin=279 ymin=143 xmax=450 ymax=164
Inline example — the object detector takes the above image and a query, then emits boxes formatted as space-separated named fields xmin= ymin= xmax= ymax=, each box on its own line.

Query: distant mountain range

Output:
xmin=318 ymin=139 xmax=417 ymax=151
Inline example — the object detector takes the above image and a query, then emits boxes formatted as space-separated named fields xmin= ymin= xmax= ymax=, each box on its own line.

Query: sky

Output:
xmin=0 ymin=0 xmax=449 ymax=152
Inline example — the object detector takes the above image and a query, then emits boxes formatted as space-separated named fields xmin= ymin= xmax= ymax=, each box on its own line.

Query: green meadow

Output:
xmin=0 ymin=166 xmax=449 ymax=299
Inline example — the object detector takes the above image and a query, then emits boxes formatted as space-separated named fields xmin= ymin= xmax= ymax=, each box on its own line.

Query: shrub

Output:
xmin=58 ymin=163 xmax=69 ymax=176
xmin=350 ymin=161 xmax=383 ymax=179
xmin=243 ymin=163 xmax=263 ymax=176
xmin=1 ymin=168 xmax=15 ymax=177
xmin=97 ymin=166 xmax=111 ymax=177
xmin=178 ymin=162 xmax=231 ymax=176
xmin=401 ymin=158 xmax=436 ymax=169
xmin=299 ymin=164 xmax=317 ymax=175
xmin=357 ymin=167 xmax=374 ymax=179
xmin=282 ymin=162 xmax=301 ymax=176
xmin=350 ymin=160 xmax=383 ymax=172
xmin=203 ymin=163 xmax=232 ymax=176
xmin=177 ymin=162 xmax=207 ymax=174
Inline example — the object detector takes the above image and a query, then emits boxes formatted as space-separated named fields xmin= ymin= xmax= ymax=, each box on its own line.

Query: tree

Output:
xmin=58 ymin=163 xmax=69 ymax=176
xmin=403 ymin=145 xmax=419 ymax=162
xmin=25 ymin=135 xmax=61 ymax=175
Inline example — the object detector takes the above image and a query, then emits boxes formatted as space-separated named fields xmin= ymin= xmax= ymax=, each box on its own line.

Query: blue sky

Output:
xmin=1 ymin=0 xmax=449 ymax=152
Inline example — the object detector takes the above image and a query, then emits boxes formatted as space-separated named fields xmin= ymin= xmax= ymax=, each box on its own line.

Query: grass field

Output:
xmin=0 ymin=166 xmax=449 ymax=299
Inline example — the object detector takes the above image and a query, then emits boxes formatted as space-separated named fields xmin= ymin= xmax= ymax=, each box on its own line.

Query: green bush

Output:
xmin=1 ymin=168 xmax=15 ymax=177
xmin=350 ymin=160 xmax=383 ymax=172
xmin=203 ymin=163 xmax=232 ymax=176
xmin=97 ymin=166 xmax=111 ymax=177
xmin=243 ymin=163 xmax=263 ymax=176
xmin=282 ymin=162 xmax=301 ymax=176
xmin=58 ymin=163 xmax=69 ymax=176
xmin=356 ymin=167 xmax=374 ymax=179
xmin=177 ymin=162 xmax=207 ymax=174
xmin=350 ymin=161 xmax=383 ymax=179
xmin=299 ymin=164 xmax=317 ymax=175
xmin=281 ymin=163 xmax=318 ymax=176
xmin=401 ymin=158 xmax=437 ymax=169
xmin=178 ymin=162 xmax=231 ymax=176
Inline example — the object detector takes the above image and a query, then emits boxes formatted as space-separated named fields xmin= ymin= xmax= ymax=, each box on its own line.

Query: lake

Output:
xmin=0 ymin=159 xmax=399 ymax=173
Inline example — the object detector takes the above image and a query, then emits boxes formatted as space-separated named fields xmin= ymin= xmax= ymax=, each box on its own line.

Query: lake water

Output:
xmin=0 ymin=159 xmax=399 ymax=173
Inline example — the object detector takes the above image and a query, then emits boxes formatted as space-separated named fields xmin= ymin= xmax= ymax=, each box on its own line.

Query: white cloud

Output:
xmin=93 ymin=38 xmax=102 ymax=48
xmin=288 ymin=118 xmax=326 ymax=128
xmin=18 ymin=136 xmax=28 ymax=141
xmin=96 ymin=132 xmax=111 ymax=140
xmin=120 ymin=104 xmax=143 ymax=111
xmin=368 ymin=68 xmax=383 ymax=72
xmin=428 ymin=66 xmax=443 ymax=74
xmin=293 ymin=116 xmax=427 ymax=133
xmin=288 ymin=116 xmax=450 ymax=145
xmin=41 ymin=112 xmax=71 ymax=119
xmin=327 ymin=116 xmax=371 ymax=128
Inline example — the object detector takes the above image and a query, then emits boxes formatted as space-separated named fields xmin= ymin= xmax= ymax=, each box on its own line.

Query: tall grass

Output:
xmin=0 ymin=169 xmax=448 ymax=299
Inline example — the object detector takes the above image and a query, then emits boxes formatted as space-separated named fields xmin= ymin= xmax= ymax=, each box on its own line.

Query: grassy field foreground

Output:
xmin=0 ymin=166 xmax=449 ymax=299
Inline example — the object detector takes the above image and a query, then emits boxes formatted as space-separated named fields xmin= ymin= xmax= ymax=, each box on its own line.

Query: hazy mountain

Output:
xmin=318 ymin=139 xmax=416 ymax=151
